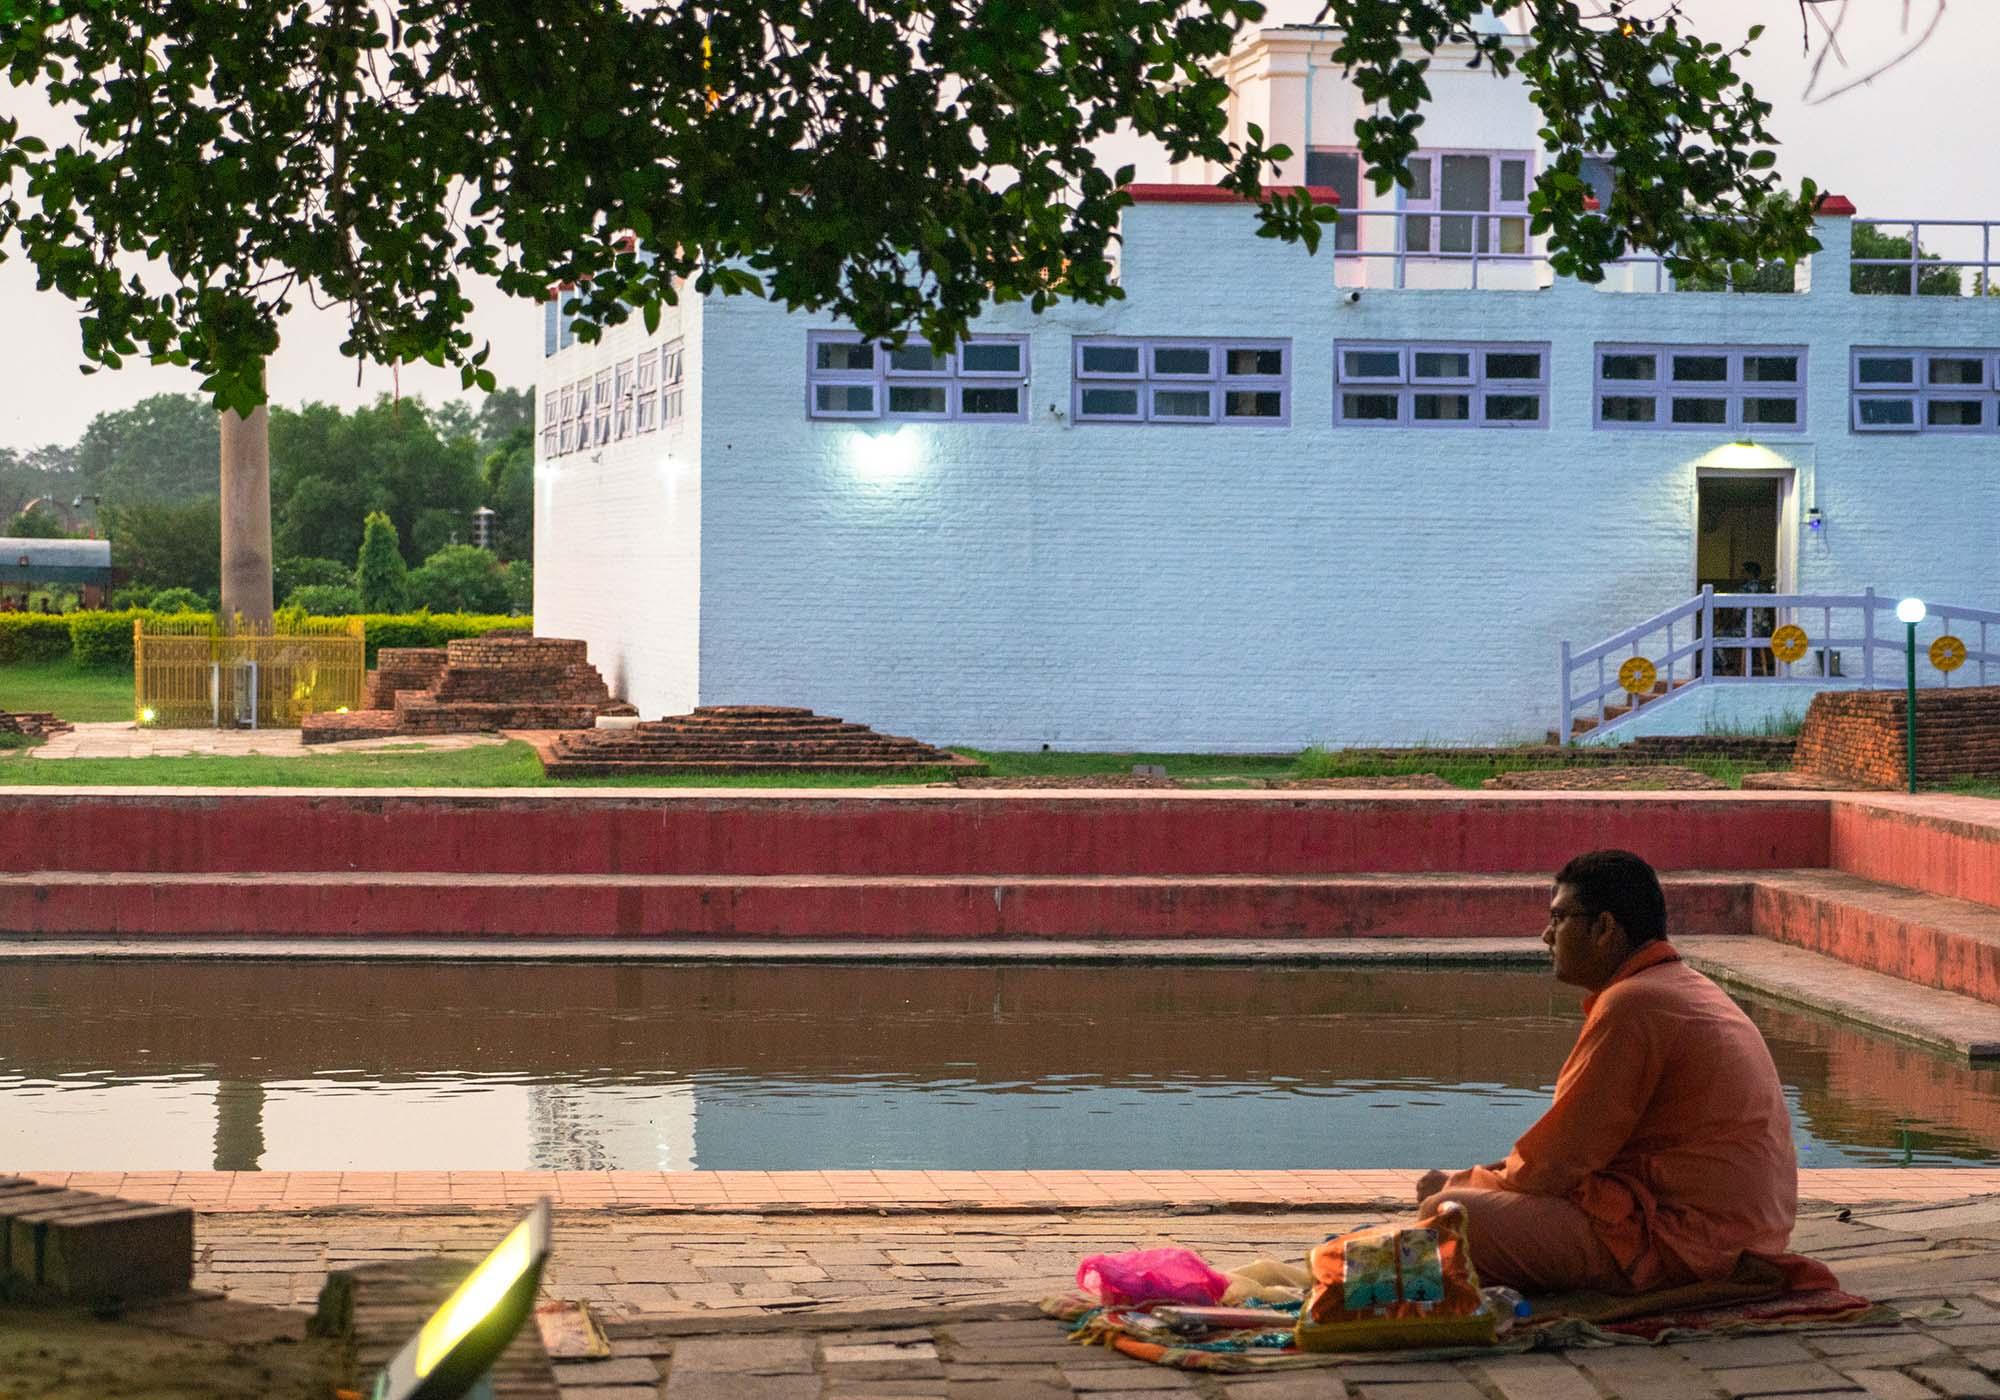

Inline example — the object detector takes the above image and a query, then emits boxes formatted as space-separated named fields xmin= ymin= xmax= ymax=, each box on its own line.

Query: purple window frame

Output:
xmin=1851 ymin=346 xmax=2000 ymax=434
xmin=808 ymin=331 xmax=1029 ymax=422
xmin=1071 ymin=337 xmax=1291 ymax=426
xmin=1334 ymin=340 xmax=1550 ymax=429
xmin=1593 ymin=343 xmax=1805 ymax=432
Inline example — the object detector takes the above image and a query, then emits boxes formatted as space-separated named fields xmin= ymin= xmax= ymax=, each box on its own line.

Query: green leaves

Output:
xmin=0 ymin=0 xmax=1820 ymax=402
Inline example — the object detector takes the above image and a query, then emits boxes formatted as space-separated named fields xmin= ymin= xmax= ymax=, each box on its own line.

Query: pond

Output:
xmin=3 ymin=960 xmax=1995 ymax=1171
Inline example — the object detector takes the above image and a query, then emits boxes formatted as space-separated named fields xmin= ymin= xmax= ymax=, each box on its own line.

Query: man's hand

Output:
xmin=1414 ymin=1169 xmax=1448 ymax=1206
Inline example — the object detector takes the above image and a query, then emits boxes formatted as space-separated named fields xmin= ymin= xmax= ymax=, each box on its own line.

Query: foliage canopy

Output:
xmin=2 ymin=1 xmax=1817 ymax=411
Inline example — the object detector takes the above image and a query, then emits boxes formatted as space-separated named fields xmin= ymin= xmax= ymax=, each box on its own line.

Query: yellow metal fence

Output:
xmin=134 ymin=616 xmax=366 ymax=728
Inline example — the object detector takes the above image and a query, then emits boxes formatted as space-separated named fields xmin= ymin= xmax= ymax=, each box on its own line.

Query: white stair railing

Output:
xmin=1560 ymin=588 xmax=2000 ymax=744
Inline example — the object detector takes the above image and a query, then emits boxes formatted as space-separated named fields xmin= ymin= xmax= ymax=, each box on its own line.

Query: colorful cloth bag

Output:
xmin=1296 ymin=1201 xmax=1498 ymax=1351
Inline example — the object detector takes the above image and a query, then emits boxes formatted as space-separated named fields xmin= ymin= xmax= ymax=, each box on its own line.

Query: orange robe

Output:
xmin=1443 ymin=941 xmax=1827 ymax=1291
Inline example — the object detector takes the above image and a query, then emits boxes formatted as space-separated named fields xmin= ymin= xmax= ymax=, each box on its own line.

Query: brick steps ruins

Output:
xmin=540 ymin=706 xmax=985 ymax=776
xmin=1789 ymin=684 xmax=2000 ymax=789
xmin=302 ymin=635 xmax=633 ymax=743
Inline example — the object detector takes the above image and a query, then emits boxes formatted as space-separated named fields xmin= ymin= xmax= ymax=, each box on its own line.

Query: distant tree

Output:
xmin=1851 ymin=223 xmax=1963 ymax=296
xmin=474 ymin=388 xmax=535 ymax=455
xmin=146 ymin=586 xmax=207 ymax=613
xmin=284 ymin=582 xmax=364 ymax=615
xmin=102 ymin=500 xmax=223 ymax=595
xmin=502 ymin=559 xmax=533 ymax=615
xmin=355 ymin=512 xmax=409 ymax=613
xmin=271 ymin=397 xmax=483 ymax=567
xmin=7 ymin=505 xmax=70 ymax=538
xmin=482 ymin=426 xmax=534 ymax=562
xmin=273 ymin=556 xmax=353 ymax=601
xmin=74 ymin=394 xmax=221 ymax=505
xmin=406 ymin=544 xmax=509 ymax=614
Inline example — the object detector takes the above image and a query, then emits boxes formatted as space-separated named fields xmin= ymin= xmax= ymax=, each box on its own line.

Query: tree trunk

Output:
xmin=218 ymin=405 xmax=273 ymax=629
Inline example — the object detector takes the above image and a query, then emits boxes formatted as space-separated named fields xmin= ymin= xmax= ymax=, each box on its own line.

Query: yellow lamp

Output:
xmin=373 ymin=1200 xmax=552 ymax=1400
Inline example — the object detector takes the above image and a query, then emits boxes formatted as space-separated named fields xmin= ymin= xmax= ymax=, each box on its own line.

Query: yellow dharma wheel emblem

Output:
xmin=1618 ymin=656 xmax=1658 ymax=695
xmin=1930 ymin=634 xmax=1967 ymax=673
xmin=1769 ymin=624 xmax=1809 ymax=664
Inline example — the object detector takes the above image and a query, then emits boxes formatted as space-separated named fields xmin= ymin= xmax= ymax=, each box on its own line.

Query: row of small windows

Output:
xmin=1852 ymin=349 xmax=2000 ymax=433
xmin=793 ymin=336 xmax=2000 ymax=435
xmin=542 ymin=341 xmax=685 ymax=457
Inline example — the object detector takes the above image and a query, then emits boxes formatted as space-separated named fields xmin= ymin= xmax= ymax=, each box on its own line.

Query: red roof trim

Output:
xmin=1124 ymin=183 xmax=1340 ymax=206
xmin=1816 ymin=193 xmax=1856 ymax=216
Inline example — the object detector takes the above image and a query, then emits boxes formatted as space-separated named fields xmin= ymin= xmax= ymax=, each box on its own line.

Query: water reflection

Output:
xmin=0 ymin=961 xmax=1994 ymax=1171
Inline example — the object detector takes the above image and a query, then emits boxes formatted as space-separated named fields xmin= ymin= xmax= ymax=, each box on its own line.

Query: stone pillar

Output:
xmin=219 ymin=405 xmax=274 ymax=630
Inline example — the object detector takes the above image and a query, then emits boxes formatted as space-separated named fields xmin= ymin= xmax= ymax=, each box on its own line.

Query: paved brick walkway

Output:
xmin=24 ymin=1170 xmax=2000 ymax=1213
xmin=28 ymin=721 xmax=507 ymax=759
xmin=198 ymin=1195 xmax=2000 ymax=1399
xmin=25 ymin=1174 xmax=2000 ymax=1398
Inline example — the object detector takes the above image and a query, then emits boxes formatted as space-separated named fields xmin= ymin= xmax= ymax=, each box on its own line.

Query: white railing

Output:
xmin=1559 ymin=587 xmax=2000 ymax=744
xmin=1329 ymin=209 xmax=1817 ymax=294
xmin=1852 ymin=219 xmax=2000 ymax=296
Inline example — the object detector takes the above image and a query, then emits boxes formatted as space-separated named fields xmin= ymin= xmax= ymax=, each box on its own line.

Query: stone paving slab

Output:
xmin=110 ymin=1192 xmax=2000 ymax=1400
xmin=28 ymin=720 xmax=508 ymax=760
xmin=22 ymin=1171 xmax=2000 ymax=1213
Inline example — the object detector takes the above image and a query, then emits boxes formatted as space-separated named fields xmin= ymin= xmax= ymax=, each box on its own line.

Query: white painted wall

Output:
xmin=533 ymin=297 xmax=703 ymax=713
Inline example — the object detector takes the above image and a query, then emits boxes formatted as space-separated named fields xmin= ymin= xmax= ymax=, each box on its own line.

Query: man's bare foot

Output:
xmin=1414 ymin=1169 xmax=1447 ymax=1206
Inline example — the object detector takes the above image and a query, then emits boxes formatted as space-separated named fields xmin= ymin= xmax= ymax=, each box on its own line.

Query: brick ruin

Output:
xmin=302 ymin=634 xmax=634 ymax=743
xmin=537 ymin=705 xmax=985 ymax=777
xmin=0 ymin=711 xmax=72 ymax=739
xmin=1790 ymin=684 xmax=2000 ymax=789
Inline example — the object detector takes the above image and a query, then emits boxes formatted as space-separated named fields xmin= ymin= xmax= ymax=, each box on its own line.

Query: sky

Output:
xmin=0 ymin=0 xmax=1985 ymax=453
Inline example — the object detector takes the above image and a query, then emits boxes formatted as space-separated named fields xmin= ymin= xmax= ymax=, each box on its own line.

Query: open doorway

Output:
xmin=1697 ymin=474 xmax=1784 ymax=676
xmin=1697 ymin=475 xmax=1781 ymax=593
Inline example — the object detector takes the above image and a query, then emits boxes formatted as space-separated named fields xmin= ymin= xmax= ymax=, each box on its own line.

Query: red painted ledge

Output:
xmin=1124 ymin=183 xmax=1340 ymax=205
xmin=1816 ymin=193 xmax=1857 ymax=216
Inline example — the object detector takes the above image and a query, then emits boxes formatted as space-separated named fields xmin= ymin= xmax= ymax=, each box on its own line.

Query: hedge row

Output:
xmin=0 ymin=611 xmax=531 ymax=669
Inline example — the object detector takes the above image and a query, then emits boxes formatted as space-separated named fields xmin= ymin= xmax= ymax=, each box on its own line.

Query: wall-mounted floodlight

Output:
xmin=371 ymin=1199 xmax=552 ymax=1400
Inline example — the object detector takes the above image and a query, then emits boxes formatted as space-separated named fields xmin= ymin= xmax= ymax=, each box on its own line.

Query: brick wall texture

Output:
xmin=1794 ymin=685 xmax=2000 ymax=788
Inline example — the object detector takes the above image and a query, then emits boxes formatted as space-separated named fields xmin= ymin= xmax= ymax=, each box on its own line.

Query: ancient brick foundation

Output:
xmin=303 ymin=636 xmax=633 ymax=743
xmin=540 ymin=705 xmax=986 ymax=777
xmin=1792 ymin=685 xmax=2000 ymax=788
xmin=0 ymin=711 xmax=73 ymax=739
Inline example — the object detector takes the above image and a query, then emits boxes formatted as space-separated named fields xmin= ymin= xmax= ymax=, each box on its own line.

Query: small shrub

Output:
xmin=69 ymin=609 xmax=149 ymax=668
xmin=407 ymin=544 xmax=509 ymax=614
xmin=146 ymin=586 xmax=207 ymax=613
xmin=286 ymin=582 xmax=365 ymax=614
xmin=110 ymin=585 xmax=157 ymax=610
xmin=358 ymin=612 xmax=531 ymax=665
xmin=274 ymin=556 xmax=352 ymax=599
xmin=0 ymin=614 xmax=75 ymax=663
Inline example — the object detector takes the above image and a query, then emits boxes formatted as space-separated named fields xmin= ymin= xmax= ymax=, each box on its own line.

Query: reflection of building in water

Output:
xmin=528 ymin=1083 xmax=697 ymax=1171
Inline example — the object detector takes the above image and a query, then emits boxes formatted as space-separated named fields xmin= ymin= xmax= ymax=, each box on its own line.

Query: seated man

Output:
xmin=1414 ymin=849 xmax=1804 ymax=1295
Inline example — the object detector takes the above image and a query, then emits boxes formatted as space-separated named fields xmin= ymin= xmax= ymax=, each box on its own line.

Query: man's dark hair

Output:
xmin=1742 ymin=562 xmax=1763 ymax=578
xmin=1555 ymin=849 xmax=1668 ymax=945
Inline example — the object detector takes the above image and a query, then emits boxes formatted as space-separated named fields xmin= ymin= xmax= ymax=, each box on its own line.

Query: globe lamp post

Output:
xmin=1896 ymin=597 xmax=1926 ymax=793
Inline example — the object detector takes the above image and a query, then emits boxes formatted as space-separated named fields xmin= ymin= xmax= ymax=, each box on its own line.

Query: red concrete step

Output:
xmin=1751 ymin=869 xmax=2000 ymax=1006
xmin=0 ymin=871 xmax=1755 ymax=941
xmin=0 ymin=792 xmax=1832 ymax=877
xmin=1829 ymin=796 xmax=2000 ymax=912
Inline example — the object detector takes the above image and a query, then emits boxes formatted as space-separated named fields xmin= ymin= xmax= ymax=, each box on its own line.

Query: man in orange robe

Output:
xmin=1415 ymin=849 xmax=1832 ymax=1295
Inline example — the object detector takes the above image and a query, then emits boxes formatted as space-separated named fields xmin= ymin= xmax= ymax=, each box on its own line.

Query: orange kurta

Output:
xmin=1444 ymin=941 xmax=1802 ymax=1289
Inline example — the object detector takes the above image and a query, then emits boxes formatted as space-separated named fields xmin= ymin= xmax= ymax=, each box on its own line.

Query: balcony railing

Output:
xmin=1329 ymin=209 xmax=1791 ymax=294
xmin=1851 ymin=219 xmax=2000 ymax=296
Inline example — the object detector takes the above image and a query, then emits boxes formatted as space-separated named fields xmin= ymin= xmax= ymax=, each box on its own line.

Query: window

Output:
xmin=807 ymin=332 xmax=1028 ymax=421
xmin=541 ymin=391 xmax=559 ymax=456
xmin=1071 ymin=338 xmax=1289 ymax=425
xmin=1305 ymin=150 xmax=1362 ymax=252
xmin=556 ymin=385 xmax=577 ymax=454
xmin=660 ymin=340 xmax=687 ymax=424
xmin=1852 ymin=347 xmax=2000 ymax=433
xmin=1403 ymin=151 xmax=1532 ymax=256
xmin=543 ymin=301 xmax=559 ymax=358
xmin=592 ymin=370 xmax=614 ymax=445
xmin=613 ymin=360 xmax=635 ymax=439
xmin=1334 ymin=342 xmax=1549 ymax=428
xmin=634 ymin=353 xmax=659 ymax=433
xmin=1593 ymin=344 xmax=1805 ymax=431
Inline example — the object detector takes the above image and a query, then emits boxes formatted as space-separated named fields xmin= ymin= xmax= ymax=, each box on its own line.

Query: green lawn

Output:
xmin=0 ymin=735 xmax=1797 ymax=790
xmin=0 ymin=661 xmax=133 ymax=722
